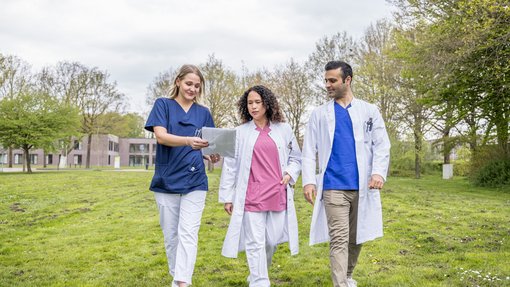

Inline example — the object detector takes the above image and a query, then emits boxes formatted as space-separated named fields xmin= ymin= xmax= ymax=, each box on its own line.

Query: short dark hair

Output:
xmin=238 ymin=85 xmax=285 ymax=124
xmin=325 ymin=61 xmax=353 ymax=82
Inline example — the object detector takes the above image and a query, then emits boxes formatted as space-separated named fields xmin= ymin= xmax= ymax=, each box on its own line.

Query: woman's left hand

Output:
xmin=280 ymin=174 xmax=291 ymax=185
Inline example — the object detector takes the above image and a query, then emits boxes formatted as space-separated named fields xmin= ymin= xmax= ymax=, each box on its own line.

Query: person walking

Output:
xmin=145 ymin=64 xmax=220 ymax=287
xmin=219 ymin=85 xmax=301 ymax=287
xmin=302 ymin=61 xmax=390 ymax=287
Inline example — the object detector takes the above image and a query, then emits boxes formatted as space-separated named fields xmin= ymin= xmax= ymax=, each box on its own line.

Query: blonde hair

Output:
xmin=169 ymin=64 xmax=205 ymax=103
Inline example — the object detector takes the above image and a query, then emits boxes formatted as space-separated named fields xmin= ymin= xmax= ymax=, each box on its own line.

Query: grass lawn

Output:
xmin=0 ymin=170 xmax=509 ymax=286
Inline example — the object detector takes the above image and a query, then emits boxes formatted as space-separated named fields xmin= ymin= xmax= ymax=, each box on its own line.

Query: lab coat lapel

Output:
xmin=247 ymin=121 xmax=260 ymax=148
xmin=326 ymin=101 xmax=335 ymax=146
xmin=348 ymin=98 xmax=363 ymax=142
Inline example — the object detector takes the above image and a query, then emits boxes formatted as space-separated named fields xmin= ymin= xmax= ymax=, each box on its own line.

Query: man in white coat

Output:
xmin=302 ymin=61 xmax=390 ymax=287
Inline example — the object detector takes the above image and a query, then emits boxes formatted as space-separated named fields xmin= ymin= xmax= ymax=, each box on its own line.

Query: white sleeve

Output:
xmin=370 ymin=106 xmax=391 ymax=181
xmin=302 ymin=110 xmax=318 ymax=187
xmin=218 ymin=156 xmax=237 ymax=203
xmin=283 ymin=124 xmax=302 ymax=185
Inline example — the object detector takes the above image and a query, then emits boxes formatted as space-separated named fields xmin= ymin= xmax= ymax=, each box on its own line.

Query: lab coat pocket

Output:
xmin=364 ymin=118 xmax=373 ymax=144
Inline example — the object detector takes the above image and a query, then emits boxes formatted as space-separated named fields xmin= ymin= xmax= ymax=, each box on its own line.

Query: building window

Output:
xmin=73 ymin=155 xmax=82 ymax=165
xmin=74 ymin=140 xmax=82 ymax=150
xmin=129 ymin=144 xmax=149 ymax=153
xmin=30 ymin=154 xmax=38 ymax=165
xmin=14 ymin=153 xmax=23 ymax=164
xmin=47 ymin=154 xmax=53 ymax=165
xmin=129 ymin=155 xmax=149 ymax=167
xmin=0 ymin=153 xmax=6 ymax=164
xmin=109 ymin=141 xmax=120 ymax=152
xmin=152 ymin=144 xmax=156 ymax=152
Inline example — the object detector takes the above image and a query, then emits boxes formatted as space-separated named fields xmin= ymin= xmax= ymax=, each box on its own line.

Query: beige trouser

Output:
xmin=323 ymin=190 xmax=362 ymax=287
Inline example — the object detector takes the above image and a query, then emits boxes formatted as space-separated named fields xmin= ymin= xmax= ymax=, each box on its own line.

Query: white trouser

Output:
xmin=154 ymin=191 xmax=207 ymax=286
xmin=243 ymin=211 xmax=287 ymax=287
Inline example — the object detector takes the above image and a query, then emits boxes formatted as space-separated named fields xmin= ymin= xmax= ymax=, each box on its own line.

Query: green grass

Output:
xmin=1 ymin=170 xmax=509 ymax=286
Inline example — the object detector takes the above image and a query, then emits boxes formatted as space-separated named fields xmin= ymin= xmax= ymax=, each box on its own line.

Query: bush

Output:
xmin=422 ymin=161 xmax=442 ymax=175
xmin=389 ymin=168 xmax=415 ymax=177
xmin=452 ymin=160 xmax=470 ymax=177
xmin=473 ymin=159 xmax=510 ymax=187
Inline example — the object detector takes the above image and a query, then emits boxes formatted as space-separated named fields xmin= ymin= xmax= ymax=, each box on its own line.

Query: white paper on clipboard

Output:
xmin=201 ymin=127 xmax=236 ymax=158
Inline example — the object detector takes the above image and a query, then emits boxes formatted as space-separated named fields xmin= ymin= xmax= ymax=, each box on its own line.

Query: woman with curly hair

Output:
xmin=219 ymin=85 xmax=302 ymax=286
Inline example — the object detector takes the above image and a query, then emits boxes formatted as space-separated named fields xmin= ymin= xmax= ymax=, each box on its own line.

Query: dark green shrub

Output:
xmin=473 ymin=159 xmax=510 ymax=187
xmin=422 ymin=161 xmax=442 ymax=175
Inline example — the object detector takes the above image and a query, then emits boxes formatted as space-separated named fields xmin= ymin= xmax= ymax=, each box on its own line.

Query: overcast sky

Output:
xmin=0 ymin=0 xmax=395 ymax=112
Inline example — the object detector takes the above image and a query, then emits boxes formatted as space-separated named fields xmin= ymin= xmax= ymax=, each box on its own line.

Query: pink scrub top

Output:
xmin=244 ymin=125 xmax=287 ymax=212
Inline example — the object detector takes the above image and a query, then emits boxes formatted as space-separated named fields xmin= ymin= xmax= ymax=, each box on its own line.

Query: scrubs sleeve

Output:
xmin=205 ymin=107 xmax=215 ymax=128
xmin=145 ymin=98 xmax=168 ymax=132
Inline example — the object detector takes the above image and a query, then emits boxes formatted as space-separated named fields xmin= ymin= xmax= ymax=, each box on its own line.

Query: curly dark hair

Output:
xmin=237 ymin=85 xmax=285 ymax=124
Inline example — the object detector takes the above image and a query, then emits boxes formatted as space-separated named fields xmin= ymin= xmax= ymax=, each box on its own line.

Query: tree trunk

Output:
xmin=8 ymin=146 xmax=13 ymax=168
xmin=43 ymin=150 xmax=47 ymax=168
xmin=413 ymin=115 xmax=422 ymax=179
xmin=23 ymin=146 xmax=32 ymax=173
xmin=443 ymin=129 xmax=451 ymax=164
xmin=414 ymin=136 xmax=422 ymax=179
xmin=465 ymin=110 xmax=478 ymax=158
xmin=495 ymin=113 xmax=509 ymax=156
xmin=86 ymin=133 xmax=92 ymax=168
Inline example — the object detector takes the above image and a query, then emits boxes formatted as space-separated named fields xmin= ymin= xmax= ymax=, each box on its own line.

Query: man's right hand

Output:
xmin=303 ymin=184 xmax=317 ymax=205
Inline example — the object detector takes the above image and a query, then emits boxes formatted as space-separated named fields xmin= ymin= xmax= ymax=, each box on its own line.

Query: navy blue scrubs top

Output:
xmin=145 ymin=98 xmax=215 ymax=194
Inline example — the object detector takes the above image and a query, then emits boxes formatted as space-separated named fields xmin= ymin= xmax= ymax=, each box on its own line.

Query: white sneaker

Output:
xmin=172 ymin=281 xmax=187 ymax=287
xmin=347 ymin=277 xmax=357 ymax=287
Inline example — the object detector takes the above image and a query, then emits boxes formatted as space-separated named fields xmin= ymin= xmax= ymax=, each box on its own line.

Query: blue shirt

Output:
xmin=145 ymin=98 xmax=215 ymax=194
xmin=323 ymin=102 xmax=359 ymax=190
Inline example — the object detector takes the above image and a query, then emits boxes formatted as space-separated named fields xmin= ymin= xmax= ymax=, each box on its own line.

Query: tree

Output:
xmin=200 ymin=55 xmax=239 ymax=128
xmin=145 ymin=68 xmax=176 ymax=106
xmin=356 ymin=19 xmax=402 ymax=136
xmin=37 ymin=63 xmax=126 ymax=168
xmin=267 ymin=59 xmax=313 ymax=144
xmin=306 ymin=32 xmax=358 ymax=104
xmin=36 ymin=61 xmax=91 ymax=166
xmin=96 ymin=112 xmax=145 ymax=138
xmin=78 ymin=68 xmax=126 ymax=168
xmin=390 ymin=0 xmax=510 ymax=156
xmin=0 ymin=54 xmax=32 ymax=167
xmin=0 ymin=90 xmax=80 ymax=173
xmin=390 ymin=27 xmax=434 ymax=178
xmin=0 ymin=54 xmax=32 ymax=99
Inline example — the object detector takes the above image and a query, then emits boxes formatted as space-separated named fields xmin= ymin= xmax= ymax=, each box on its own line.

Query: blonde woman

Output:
xmin=145 ymin=64 xmax=220 ymax=287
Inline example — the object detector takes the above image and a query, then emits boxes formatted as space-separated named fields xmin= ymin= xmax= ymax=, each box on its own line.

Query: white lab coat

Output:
xmin=219 ymin=121 xmax=302 ymax=258
xmin=302 ymin=98 xmax=390 ymax=245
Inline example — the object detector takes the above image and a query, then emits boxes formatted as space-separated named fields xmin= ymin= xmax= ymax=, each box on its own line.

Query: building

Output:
xmin=0 ymin=134 xmax=157 ymax=168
